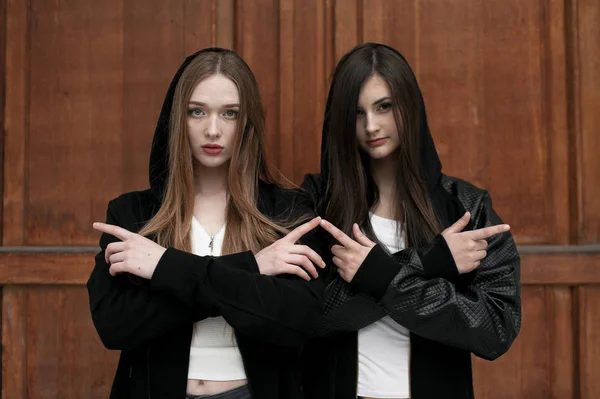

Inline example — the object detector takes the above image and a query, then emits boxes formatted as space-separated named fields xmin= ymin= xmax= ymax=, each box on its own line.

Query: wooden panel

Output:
xmin=235 ymin=0 xmax=282 ymax=176
xmin=362 ymin=0 xmax=416 ymax=61
xmin=238 ymin=0 xmax=328 ymax=183
xmin=574 ymin=0 xmax=600 ymax=244
xmin=120 ymin=0 xmax=184 ymax=199
xmin=3 ymin=0 xmax=28 ymax=246
xmin=473 ymin=287 xmax=550 ymax=398
xmin=3 ymin=1 xmax=232 ymax=246
xmin=3 ymin=286 xmax=119 ymax=398
xmin=473 ymin=286 xmax=575 ymax=399
xmin=25 ymin=0 xmax=126 ymax=246
xmin=2 ymin=287 xmax=27 ymax=398
xmin=0 ymin=0 xmax=5 ymax=245
xmin=520 ymin=251 xmax=600 ymax=285
xmin=578 ymin=286 xmax=600 ymax=398
xmin=290 ymin=0 xmax=328 ymax=182
xmin=0 ymin=252 xmax=96 ymax=285
xmin=329 ymin=0 xmax=569 ymax=245
xmin=423 ymin=0 xmax=568 ymax=245
xmin=25 ymin=287 xmax=118 ymax=398
xmin=183 ymin=0 xmax=235 ymax=56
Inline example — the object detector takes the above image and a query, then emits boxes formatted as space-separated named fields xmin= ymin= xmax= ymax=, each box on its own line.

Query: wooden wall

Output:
xmin=1 ymin=0 xmax=599 ymax=398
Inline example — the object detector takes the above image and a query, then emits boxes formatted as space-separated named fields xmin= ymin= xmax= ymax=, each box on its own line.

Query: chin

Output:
xmin=365 ymin=147 xmax=394 ymax=160
xmin=194 ymin=154 xmax=231 ymax=169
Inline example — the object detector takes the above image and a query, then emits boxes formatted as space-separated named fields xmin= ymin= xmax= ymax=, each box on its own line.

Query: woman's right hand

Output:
xmin=441 ymin=212 xmax=511 ymax=274
xmin=254 ymin=217 xmax=326 ymax=281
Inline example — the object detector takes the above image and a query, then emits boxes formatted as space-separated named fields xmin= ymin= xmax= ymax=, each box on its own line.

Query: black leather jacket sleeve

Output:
xmin=305 ymin=175 xmax=521 ymax=361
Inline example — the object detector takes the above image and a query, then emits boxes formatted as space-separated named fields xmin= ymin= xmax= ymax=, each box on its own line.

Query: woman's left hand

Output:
xmin=93 ymin=222 xmax=167 ymax=279
xmin=320 ymin=220 xmax=376 ymax=283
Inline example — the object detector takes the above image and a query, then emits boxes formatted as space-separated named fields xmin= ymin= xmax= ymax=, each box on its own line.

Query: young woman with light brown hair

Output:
xmin=87 ymin=48 xmax=327 ymax=399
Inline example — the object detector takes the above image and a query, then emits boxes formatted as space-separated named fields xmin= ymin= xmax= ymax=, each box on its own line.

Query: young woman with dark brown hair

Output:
xmin=301 ymin=43 xmax=521 ymax=399
xmin=87 ymin=48 xmax=328 ymax=399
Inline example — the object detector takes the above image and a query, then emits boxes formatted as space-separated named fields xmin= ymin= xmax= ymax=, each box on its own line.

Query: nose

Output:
xmin=364 ymin=112 xmax=380 ymax=135
xmin=204 ymin=115 xmax=221 ymax=138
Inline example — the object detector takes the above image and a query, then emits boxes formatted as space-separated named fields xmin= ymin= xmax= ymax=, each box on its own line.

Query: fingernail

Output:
xmin=504 ymin=225 xmax=510 ymax=231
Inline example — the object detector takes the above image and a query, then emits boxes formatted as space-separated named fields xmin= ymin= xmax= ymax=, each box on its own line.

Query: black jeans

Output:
xmin=186 ymin=385 xmax=251 ymax=399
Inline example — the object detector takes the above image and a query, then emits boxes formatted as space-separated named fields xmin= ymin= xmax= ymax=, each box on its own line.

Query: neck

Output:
xmin=370 ymin=154 xmax=397 ymax=198
xmin=193 ymin=162 xmax=229 ymax=197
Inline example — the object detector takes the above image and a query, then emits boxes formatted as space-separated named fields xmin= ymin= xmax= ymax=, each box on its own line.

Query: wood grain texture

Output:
xmin=2 ymin=287 xmax=27 ymax=399
xmin=235 ymin=0 xmax=281 ymax=177
xmin=573 ymin=0 xmax=600 ymax=244
xmin=473 ymin=286 xmax=551 ymax=398
xmin=290 ymin=0 xmax=327 ymax=182
xmin=3 ymin=0 xmax=28 ymax=246
xmin=24 ymin=287 xmax=118 ymax=398
xmin=0 ymin=0 xmax=6 ymax=245
xmin=578 ymin=286 xmax=600 ymax=398
xmin=335 ymin=0 xmax=570 ymax=246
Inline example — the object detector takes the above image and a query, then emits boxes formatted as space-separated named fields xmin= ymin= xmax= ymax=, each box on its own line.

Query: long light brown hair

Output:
xmin=139 ymin=50 xmax=289 ymax=254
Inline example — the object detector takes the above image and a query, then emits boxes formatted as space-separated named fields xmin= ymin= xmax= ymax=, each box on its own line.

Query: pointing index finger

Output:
xmin=282 ymin=217 xmax=322 ymax=243
xmin=467 ymin=224 xmax=510 ymax=240
xmin=93 ymin=222 xmax=133 ymax=241
xmin=320 ymin=219 xmax=359 ymax=249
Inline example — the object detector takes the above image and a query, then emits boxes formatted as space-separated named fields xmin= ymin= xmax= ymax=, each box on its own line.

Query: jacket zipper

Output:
xmin=209 ymin=235 xmax=215 ymax=255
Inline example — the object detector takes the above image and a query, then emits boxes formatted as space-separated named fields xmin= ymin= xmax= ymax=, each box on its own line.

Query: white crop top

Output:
xmin=187 ymin=217 xmax=247 ymax=381
xmin=357 ymin=213 xmax=410 ymax=398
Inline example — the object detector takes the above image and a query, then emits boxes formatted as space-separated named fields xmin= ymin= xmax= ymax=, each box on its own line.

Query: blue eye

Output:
xmin=224 ymin=110 xmax=239 ymax=119
xmin=189 ymin=109 xmax=204 ymax=117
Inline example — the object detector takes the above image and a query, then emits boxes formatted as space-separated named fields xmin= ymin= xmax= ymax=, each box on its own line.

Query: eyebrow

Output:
xmin=357 ymin=96 xmax=392 ymax=109
xmin=371 ymin=97 xmax=392 ymax=106
xmin=188 ymin=101 xmax=240 ymax=107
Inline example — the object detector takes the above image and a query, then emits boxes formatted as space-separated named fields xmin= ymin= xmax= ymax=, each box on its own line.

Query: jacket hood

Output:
xmin=320 ymin=43 xmax=442 ymax=194
xmin=148 ymin=47 xmax=235 ymax=202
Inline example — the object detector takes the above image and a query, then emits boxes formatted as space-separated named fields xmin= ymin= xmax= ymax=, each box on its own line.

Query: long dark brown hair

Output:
xmin=324 ymin=43 xmax=442 ymax=247
xmin=139 ymin=50 xmax=291 ymax=254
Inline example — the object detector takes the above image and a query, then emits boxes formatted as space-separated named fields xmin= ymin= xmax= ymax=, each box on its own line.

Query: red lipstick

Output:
xmin=202 ymin=144 xmax=223 ymax=155
xmin=366 ymin=138 xmax=388 ymax=147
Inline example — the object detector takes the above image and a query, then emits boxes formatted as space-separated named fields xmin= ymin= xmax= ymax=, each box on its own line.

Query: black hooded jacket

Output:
xmin=86 ymin=48 xmax=327 ymax=399
xmin=300 ymin=44 xmax=521 ymax=399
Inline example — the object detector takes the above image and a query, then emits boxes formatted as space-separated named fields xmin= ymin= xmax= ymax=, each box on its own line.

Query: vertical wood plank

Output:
xmin=0 ymin=0 xmax=6 ymax=244
xmin=578 ymin=286 xmax=600 ymax=399
xmin=216 ymin=0 xmax=235 ymax=49
xmin=334 ymin=0 xmax=360 ymax=61
xmin=26 ymin=0 xmax=126 ymax=245
xmin=121 ymin=0 xmax=184 ymax=195
xmin=25 ymin=287 xmax=118 ymax=398
xmin=473 ymin=287 xmax=551 ymax=398
xmin=3 ymin=0 xmax=29 ymax=246
xmin=279 ymin=0 xmax=295 ymax=180
xmin=291 ymin=0 xmax=327 ymax=182
xmin=2 ymin=287 xmax=27 ymax=399
xmin=235 ymin=0 xmax=281 ymax=176
xmin=548 ymin=287 xmax=575 ymax=398
xmin=183 ymin=0 xmax=215 ymax=54
xmin=574 ymin=0 xmax=600 ymax=244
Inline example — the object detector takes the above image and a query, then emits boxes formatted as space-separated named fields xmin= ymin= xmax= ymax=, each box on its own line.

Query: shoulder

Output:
xmin=440 ymin=174 xmax=490 ymax=213
xmin=105 ymin=189 xmax=156 ymax=232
